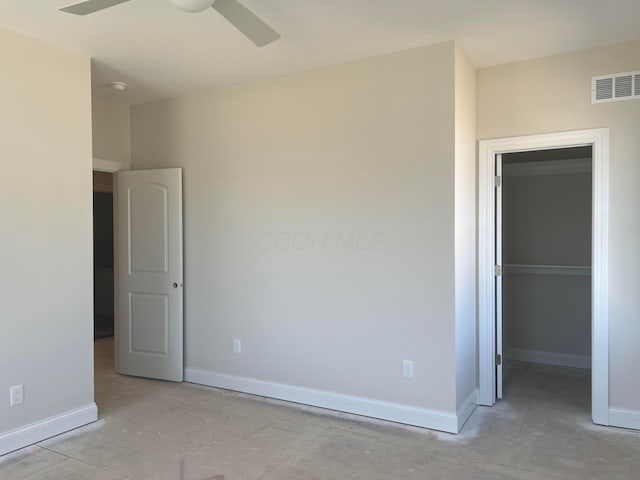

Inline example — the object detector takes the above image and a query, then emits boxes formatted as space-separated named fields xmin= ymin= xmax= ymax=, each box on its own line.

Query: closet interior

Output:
xmin=501 ymin=146 xmax=592 ymax=401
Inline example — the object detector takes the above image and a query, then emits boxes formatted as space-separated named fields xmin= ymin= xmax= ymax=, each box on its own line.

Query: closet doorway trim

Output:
xmin=477 ymin=128 xmax=609 ymax=426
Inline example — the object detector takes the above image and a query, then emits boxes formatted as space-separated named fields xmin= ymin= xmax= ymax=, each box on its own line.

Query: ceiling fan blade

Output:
xmin=60 ymin=0 xmax=131 ymax=15
xmin=212 ymin=0 xmax=280 ymax=47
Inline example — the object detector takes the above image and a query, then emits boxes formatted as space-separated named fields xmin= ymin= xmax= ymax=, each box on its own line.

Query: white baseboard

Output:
xmin=506 ymin=348 xmax=591 ymax=369
xmin=0 ymin=403 xmax=97 ymax=456
xmin=609 ymin=407 xmax=640 ymax=431
xmin=456 ymin=389 xmax=478 ymax=432
xmin=185 ymin=368 xmax=461 ymax=433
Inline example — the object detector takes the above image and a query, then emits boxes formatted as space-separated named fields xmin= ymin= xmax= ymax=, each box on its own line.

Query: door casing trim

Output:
xmin=477 ymin=128 xmax=609 ymax=426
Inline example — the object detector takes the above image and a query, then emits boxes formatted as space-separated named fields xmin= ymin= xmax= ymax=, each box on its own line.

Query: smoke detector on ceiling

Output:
xmin=109 ymin=81 xmax=127 ymax=91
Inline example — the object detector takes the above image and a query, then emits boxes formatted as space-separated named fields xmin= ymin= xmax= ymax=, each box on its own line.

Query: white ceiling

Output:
xmin=1 ymin=1 xmax=639 ymax=104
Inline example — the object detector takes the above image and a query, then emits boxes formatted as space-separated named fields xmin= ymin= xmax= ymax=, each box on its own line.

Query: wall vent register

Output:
xmin=592 ymin=70 xmax=640 ymax=104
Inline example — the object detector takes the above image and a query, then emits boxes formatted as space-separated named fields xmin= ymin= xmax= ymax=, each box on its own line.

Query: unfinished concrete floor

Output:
xmin=2 ymin=338 xmax=639 ymax=479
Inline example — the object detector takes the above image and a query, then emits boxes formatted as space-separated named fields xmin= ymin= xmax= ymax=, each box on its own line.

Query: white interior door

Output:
xmin=495 ymin=154 xmax=503 ymax=399
xmin=115 ymin=168 xmax=183 ymax=381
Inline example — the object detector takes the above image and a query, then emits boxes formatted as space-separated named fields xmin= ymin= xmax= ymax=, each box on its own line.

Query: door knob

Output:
xmin=172 ymin=282 xmax=178 ymax=288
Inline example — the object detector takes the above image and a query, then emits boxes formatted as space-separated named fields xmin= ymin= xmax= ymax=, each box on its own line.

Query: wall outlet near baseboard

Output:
xmin=402 ymin=360 xmax=414 ymax=378
xmin=233 ymin=338 xmax=242 ymax=354
xmin=10 ymin=385 xmax=23 ymax=406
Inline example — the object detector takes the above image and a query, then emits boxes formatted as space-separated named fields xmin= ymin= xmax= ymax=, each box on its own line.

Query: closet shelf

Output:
xmin=504 ymin=264 xmax=591 ymax=276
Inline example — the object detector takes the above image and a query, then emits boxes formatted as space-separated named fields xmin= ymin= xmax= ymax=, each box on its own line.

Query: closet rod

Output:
xmin=504 ymin=264 xmax=591 ymax=276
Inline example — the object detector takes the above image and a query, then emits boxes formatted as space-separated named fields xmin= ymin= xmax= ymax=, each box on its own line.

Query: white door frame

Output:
xmin=478 ymin=128 xmax=610 ymax=426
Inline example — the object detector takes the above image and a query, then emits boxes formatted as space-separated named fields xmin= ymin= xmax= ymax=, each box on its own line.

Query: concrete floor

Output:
xmin=2 ymin=339 xmax=639 ymax=479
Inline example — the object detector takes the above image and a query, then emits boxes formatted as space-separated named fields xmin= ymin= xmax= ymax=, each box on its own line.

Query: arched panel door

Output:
xmin=115 ymin=168 xmax=183 ymax=381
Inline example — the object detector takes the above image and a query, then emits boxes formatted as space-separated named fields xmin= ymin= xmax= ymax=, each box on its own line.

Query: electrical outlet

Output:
xmin=233 ymin=338 xmax=242 ymax=354
xmin=10 ymin=385 xmax=23 ymax=406
xmin=402 ymin=360 xmax=414 ymax=378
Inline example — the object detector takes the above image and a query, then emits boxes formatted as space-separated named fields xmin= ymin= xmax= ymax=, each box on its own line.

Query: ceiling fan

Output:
xmin=59 ymin=0 xmax=281 ymax=47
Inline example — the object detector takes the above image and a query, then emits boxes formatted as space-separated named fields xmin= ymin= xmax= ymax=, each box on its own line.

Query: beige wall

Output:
xmin=504 ymin=275 xmax=591 ymax=357
xmin=454 ymin=46 xmax=477 ymax=410
xmin=92 ymin=95 xmax=131 ymax=165
xmin=132 ymin=43 xmax=461 ymax=415
xmin=478 ymin=41 xmax=640 ymax=411
xmin=0 ymin=27 xmax=94 ymax=443
xmin=503 ymin=172 xmax=592 ymax=266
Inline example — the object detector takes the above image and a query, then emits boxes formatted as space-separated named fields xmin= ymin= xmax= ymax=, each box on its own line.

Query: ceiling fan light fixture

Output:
xmin=170 ymin=0 xmax=214 ymax=13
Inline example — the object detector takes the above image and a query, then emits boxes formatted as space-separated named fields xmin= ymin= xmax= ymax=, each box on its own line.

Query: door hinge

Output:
xmin=494 ymin=265 xmax=502 ymax=276
xmin=494 ymin=175 xmax=502 ymax=187
xmin=496 ymin=354 xmax=502 ymax=366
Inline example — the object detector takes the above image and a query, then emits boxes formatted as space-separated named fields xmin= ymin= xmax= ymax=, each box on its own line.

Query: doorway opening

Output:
xmin=91 ymin=164 xmax=184 ymax=386
xmin=93 ymin=170 xmax=117 ymax=383
xmin=93 ymin=171 xmax=115 ymax=339
xmin=478 ymin=129 xmax=610 ymax=426
xmin=499 ymin=146 xmax=592 ymax=414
